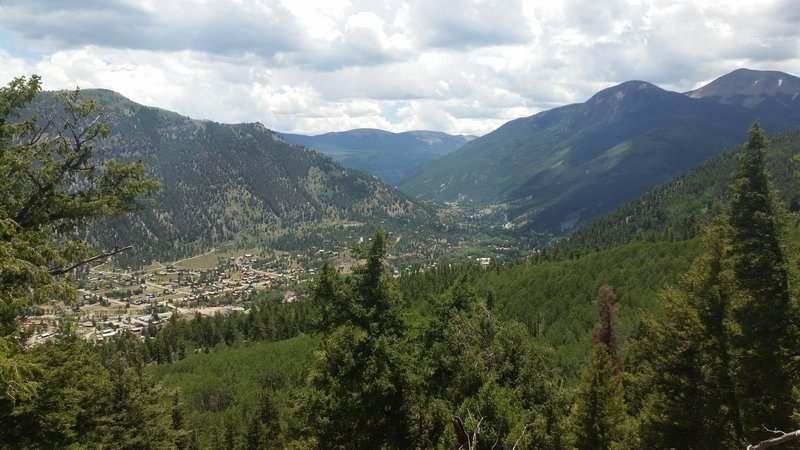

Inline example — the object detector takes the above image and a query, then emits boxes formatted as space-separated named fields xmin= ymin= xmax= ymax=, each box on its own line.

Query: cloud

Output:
xmin=0 ymin=0 xmax=798 ymax=136
xmin=408 ymin=0 xmax=533 ymax=49
xmin=1 ymin=0 xmax=307 ymax=61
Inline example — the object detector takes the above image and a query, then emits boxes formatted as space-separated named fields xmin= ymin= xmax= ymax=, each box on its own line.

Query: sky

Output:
xmin=0 ymin=0 xmax=798 ymax=136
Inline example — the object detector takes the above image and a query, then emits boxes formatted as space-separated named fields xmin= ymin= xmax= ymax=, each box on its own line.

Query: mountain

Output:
xmin=686 ymin=67 xmax=800 ymax=128
xmin=686 ymin=68 xmax=800 ymax=107
xmin=400 ymin=69 xmax=800 ymax=236
xmin=45 ymin=89 xmax=435 ymax=261
xmin=277 ymin=129 xmax=473 ymax=185
xmin=550 ymin=128 xmax=800 ymax=260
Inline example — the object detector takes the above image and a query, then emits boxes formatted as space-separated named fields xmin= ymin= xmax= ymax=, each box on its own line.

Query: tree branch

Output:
xmin=747 ymin=428 xmax=800 ymax=449
xmin=452 ymin=413 xmax=483 ymax=450
xmin=49 ymin=245 xmax=133 ymax=275
xmin=512 ymin=423 xmax=531 ymax=450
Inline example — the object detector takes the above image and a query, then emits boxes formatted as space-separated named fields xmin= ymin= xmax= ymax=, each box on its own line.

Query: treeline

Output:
xmin=145 ymin=297 xmax=314 ymax=365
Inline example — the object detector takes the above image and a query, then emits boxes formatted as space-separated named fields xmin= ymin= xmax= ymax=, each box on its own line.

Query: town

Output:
xmin=24 ymin=248 xmax=315 ymax=345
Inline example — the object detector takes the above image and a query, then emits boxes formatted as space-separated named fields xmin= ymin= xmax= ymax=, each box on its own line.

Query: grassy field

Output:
xmin=173 ymin=245 xmax=260 ymax=270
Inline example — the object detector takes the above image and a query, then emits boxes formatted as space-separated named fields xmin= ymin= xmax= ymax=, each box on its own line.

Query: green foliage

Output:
xmin=0 ymin=338 xmax=38 ymax=405
xmin=0 ymin=75 xmax=160 ymax=440
xmin=408 ymin=280 xmax=569 ymax=449
xmin=303 ymin=227 xmax=411 ymax=449
xmin=569 ymin=344 xmax=628 ymax=450
xmin=1 ymin=332 xmax=179 ymax=449
xmin=150 ymin=335 xmax=317 ymax=449
xmin=0 ymin=77 xmax=159 ymax=338
xmin=728 ymin=123 xmax=795 ymax=439
xmin=633 ymin=219 xmax=743 ymax=449
xmin=552 ymin=128 xmax=800 ymax=260
xmin=142 ymin=298 xmax=314 ymax=363
xmin=478 ymin=239 xmax=701 ymax=377
xmin=632 ymin=125 xmax=798 ymax=448
xmin=568 ymin=285 xmax=629 ymax=450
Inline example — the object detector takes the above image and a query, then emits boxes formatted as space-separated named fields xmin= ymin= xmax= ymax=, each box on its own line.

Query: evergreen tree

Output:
xmin=637 ymin=219 xmax=742 ymax=449
xmin=413 ymin=280 xmax=567 ymax=450
xmin=636 ymin=125 xmax=796 ymax=447
xmin=244 ymin=411 xmax=266 ymax=450
xmin=303 ymin=227 xmax=410 ymax=449
xmin=571 ymin=344 xmax=627 ymax=450
xmin=728 ymin=123 xmax=794 ymax=439
xmin=0 ymin=75 xmax=158 ymax=402
xmin=1 ymin=332 xmax=178 ymax=449
xmin=570 ymin=285 xmax=628 ymax=450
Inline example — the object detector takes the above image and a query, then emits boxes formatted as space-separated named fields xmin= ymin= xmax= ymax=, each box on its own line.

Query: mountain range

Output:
xmin=400 ymin=68 xmax=800 ymax=234
xmin=45 ymin=90 xmax=435 ymax=262
xmin=43 ymin=68 xmax=800 ymax=263
xmin=277 ymin=129 xmax=473 ymax=185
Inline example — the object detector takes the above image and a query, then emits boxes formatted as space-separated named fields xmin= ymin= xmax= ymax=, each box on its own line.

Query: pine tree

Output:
xmin=637 ymin=124 xmax=796 ymax=447
xmin=570 ymin=285 xmax=628 ymax=450
xmin=571 ymin=344 xmax=627 ymax=450
xmin=0 ymin=76 xmax=158 ymax=402
xmin=244 ymin=412 xmax=265 ymax=450
xmin=637 ymin=219 xmax=742 ymax=449
xmin=303 ymin=227 xmax=410 ymax=449
xmin=728 ymin=123 xmax=794 ymax=439
xmin=223 ymin=412 xmax=242 ymax=450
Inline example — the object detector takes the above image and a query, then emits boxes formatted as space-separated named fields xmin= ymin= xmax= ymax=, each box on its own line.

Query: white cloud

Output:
xmin=0 ymin=0 xmax=797 ymax=135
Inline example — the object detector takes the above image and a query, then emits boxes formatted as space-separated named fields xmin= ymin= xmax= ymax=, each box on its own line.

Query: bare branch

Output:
xmin=747 ymin=428 xmax=800 ymax=450
xmin=452 ymin=413 xmax=484 ymax=450
xmin=511 ymin=423 xmax=531 ymax=450
xmin=49 ymin=245 xmax=133 ymax=275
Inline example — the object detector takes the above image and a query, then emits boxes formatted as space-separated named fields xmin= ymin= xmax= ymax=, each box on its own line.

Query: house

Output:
xmin=96 ymin=328 xmax=117 ymax=340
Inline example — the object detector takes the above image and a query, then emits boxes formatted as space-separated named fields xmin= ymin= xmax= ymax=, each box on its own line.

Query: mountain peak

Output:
xmin=581 ymin=80 xmax=672 ymax=121
xmin=686 ymin=68 xmax=800 ymax=107
xmin=588 ymin=80 xmax=662 ymax=103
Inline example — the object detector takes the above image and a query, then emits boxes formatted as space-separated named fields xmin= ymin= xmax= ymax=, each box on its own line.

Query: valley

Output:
xmin=5 ymin=68 xmax=800 ymax=450
xmin=4 ymin=1 xmax=800 ymax=448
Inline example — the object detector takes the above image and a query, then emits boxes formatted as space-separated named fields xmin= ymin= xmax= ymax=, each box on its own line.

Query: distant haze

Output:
xmin=278 ymin=129 xmax=474 ymax=185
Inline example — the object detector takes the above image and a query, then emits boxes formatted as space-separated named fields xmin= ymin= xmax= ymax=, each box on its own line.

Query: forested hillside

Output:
xmin=550 ymin=128 xmax=800 ymax=259
xmin=402 ymin=69 xmax=800 ymax=237
xmin=34 ymin=89 xmax=436 ymax=263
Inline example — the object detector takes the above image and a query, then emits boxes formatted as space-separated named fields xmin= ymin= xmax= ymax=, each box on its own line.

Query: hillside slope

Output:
xmin=41 ymin=89 xmax=435 ymax=261
xmin=401 ymin=69 xmax=800 ymax=235
xmin=548 ymin=128 xmax=800 ymax=259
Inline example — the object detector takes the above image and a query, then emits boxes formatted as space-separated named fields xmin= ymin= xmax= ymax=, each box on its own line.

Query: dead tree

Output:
xmin=747 ymin=428 xmax=800 ymax=449
xmin=451 ymin=415 xmax=481 ymax=450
